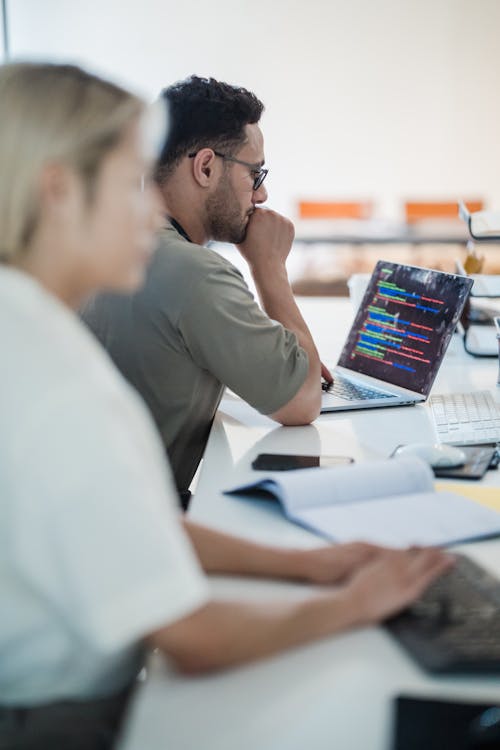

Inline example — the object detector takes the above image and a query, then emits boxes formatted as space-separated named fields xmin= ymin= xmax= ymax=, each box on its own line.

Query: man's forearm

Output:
xmin=236 ymin=208 xmax=322 ymax=421
xmin=252 ymin=263 xmax=319 ymax=358
xmin=251 ymin=262 xmax=321 ymax=421
xmin=183 ymin=519 xmax=312 ymax=580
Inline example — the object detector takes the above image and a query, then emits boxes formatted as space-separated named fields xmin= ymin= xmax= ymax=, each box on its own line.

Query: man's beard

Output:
xmin=206 ymin=174 xmax=251 ymax=244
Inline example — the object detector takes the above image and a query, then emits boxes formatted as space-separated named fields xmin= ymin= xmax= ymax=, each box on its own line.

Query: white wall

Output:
xmin=0 ymin=1 xmax=6 ymax=61
xmin=7 ymin=0 xmax=500 ymax=218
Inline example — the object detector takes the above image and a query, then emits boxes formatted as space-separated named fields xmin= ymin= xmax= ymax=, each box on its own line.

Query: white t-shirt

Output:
xmin=0 ymin=267 xmax=209 ymax=706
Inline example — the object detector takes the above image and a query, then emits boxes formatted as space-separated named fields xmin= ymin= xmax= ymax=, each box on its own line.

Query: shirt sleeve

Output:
xmin=10 ymin=381 xmax=209 ymax=654
xmin=176 ymin=262 xmax=309 ymax=415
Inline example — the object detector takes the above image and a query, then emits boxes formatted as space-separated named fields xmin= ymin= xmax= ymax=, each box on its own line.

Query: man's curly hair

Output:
xmin=155 ymin=75 xmax=264 ymax=185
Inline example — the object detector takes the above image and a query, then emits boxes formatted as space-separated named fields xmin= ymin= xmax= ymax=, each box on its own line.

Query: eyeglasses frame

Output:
xmin=188 ymin=149 xmax=268 ymax=191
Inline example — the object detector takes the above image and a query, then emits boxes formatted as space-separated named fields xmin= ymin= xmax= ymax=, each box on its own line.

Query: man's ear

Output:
xmin=191 ymin=149 xmax=217 ymax=188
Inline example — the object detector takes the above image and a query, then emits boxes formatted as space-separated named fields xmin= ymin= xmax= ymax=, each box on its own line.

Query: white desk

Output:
xmin=119 ymin=298 xmax=500 ymax=750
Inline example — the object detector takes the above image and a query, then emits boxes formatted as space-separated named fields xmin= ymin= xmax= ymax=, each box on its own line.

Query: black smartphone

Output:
xmin=391 ymin=443 xmax=498 ymax=480
xmin=251 ymin=453 xmax=354 ymax=471
xmin=433 ymin=443 xmax=498 ymax=480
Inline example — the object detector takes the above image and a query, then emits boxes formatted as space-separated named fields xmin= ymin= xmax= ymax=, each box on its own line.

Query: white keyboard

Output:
xmin=429 ymin=390 xmax=500 ymax=445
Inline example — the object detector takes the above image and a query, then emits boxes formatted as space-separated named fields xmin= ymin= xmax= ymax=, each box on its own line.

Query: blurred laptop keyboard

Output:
xmin=429 ymin=391 xmax=500 ymax=445
xmin=387 ymin=555 xmax=500 ymax=674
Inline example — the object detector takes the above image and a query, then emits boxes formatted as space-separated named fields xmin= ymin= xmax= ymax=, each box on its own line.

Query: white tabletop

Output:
xmin=119 ymin=298 xmax=500 ymax=750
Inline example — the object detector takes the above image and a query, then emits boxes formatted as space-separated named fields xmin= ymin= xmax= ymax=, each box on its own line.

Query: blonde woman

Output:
xmin=0 ymin=63 xmax=452 ymax=749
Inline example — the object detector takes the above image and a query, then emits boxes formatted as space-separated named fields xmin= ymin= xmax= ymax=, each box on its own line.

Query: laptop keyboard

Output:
xmin=386 ymin=555 xmax=500 ymax=673
xmin=325 ymin=375 xmax=394 ymax=401
xmin=429 ymin=391 xmax=500 ymax=445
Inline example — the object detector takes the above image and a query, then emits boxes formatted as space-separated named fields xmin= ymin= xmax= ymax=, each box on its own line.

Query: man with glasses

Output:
xmin=82 ymin=76 xmax=331 ymax=508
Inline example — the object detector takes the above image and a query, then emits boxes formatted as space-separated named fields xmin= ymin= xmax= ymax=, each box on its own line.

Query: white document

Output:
xmin=225 ymin=457 xmax=500 ymax=548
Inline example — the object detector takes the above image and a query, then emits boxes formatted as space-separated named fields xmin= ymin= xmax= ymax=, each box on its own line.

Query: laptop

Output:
xmin=453 ymin=259 xmax=500 ymax=356
xmin=455 ymin=258 xmax=500 ymax=298
xmin=321 ymin=260 xmax=473 ymax=413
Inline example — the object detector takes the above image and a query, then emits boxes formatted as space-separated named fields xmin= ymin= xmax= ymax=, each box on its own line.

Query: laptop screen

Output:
xmin=338 ymin=261 xmax=473 ymax=395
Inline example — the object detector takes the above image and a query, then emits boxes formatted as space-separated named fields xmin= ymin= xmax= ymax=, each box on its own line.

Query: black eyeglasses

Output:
xmin=188 ymin=150 xmax=268 ymax=191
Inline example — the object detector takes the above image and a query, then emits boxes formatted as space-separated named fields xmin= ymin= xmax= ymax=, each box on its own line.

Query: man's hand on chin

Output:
xmin=237 ymin=207 xmax=295 ymax=272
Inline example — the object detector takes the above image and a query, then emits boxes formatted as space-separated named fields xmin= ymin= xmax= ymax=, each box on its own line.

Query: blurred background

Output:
xmin=3 ymin=0 xmax=500 ymax=292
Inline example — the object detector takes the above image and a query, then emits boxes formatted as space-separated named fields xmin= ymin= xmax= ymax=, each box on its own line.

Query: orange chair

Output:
xmin=298 ymin=201 xmax=373 ymax=220
xmin=404 ymin=200 xmax=484 ymax=223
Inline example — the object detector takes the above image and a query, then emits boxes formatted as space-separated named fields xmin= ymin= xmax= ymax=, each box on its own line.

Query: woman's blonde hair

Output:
xmin=0 ymin=62 xmax=144 ymax=262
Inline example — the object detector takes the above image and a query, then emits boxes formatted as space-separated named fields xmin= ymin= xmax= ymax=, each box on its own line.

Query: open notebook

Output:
xmin=225 ymin=457 xmax=500 ymax=548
